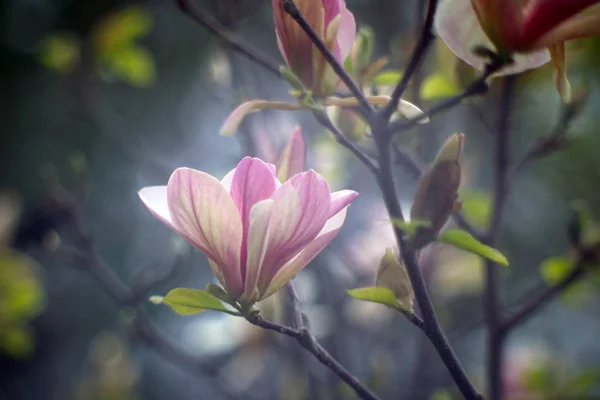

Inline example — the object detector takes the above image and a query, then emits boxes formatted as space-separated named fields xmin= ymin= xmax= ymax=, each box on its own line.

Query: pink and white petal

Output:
xmin=239 ymin=199 xmax=274 ymax=305
xmin=276 ymin=126 xmax=306 ymax=182
xmin=220 ymin=168 xmax=237 ymax=192
xmin=260 ymin=207 xmax=348 ymax=299
xmin=139 ymin=186 xmax=175 ymax=228
xmin=229 ymin=157 xmax=278 ymax=241
xmin=435 ymin=0 xmax=550 ymax=75
xmin=329 ymin=190 xmax=358 ymax=218
xmin=336 ymin=8 xmax=356 ymax=62
xmin=398 ymin=100 xmax=429 ymax=123
xmin=167 ymin=167 xmax=244 ymax=298
xmin=256 ymin=170 xmax=332 ymax=292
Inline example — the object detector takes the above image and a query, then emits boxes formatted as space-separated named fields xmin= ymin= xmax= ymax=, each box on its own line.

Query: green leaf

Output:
xmin=540 ymin=257 xmax=592 ymax=305
xmin=566 ymin=370 xmax=598 ymax=394
xmin=372 ymin=70 xmax=403 ymax=86
xmin=205 ymin=283 xmax=233 ymax=304
xmin=430 ymin=390 xmax=454 ymax=400
xmin=152 ymin=288 xmax=238 ymax=315
xmin=540 ymin=256 xmax=573 ymax=284
xmin=438 ymin=229 xmax=509 ymax=266
xmin=420 ymin=73 xmax=461 ymax=100
xmin=459 ymin=189 xmax=492 ymax=229
xmin=390 ymin=218 xmax=431 ymax=238
xmin=347 ymin=287 xmax=399 ymax=309
xmin=108 ymin=46 xmax=156 ymax=88
xmin=38 ymin=34 xmax=80 ymax=73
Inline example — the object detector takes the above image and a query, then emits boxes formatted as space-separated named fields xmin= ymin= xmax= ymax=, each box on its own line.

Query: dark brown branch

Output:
xmin=380 ymin=0 xmax=437 ymax=121
xmin=388 ymin=61 xmax=506 ymax=135
xmin=247 ymin=313 xmax=381 ymax=400
xmin=176 ymin=0 xmax=281 ymax=77
xmin=312 ymin=111 xmax=379 ymax=174
xmin=287 ymin=281 xmax=305 ymax=330
xmin=281 ymin=0 xmax=374 ymax=115
xmin=502 ymin=260 xmax=586 ymax=332
xmin=484 ymin=76 xmax=515 ymax=400
xmin=373 ymin=131 xmax=482 ymax=400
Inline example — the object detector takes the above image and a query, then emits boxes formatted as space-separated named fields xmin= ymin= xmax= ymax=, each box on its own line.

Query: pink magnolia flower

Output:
xmin=272 ymin=0 xmax=356 ymax=97
xmin=435 ymin=0 xmax=600 ymax=101
xmin=138 ymin=157 xmax=357 ymax=307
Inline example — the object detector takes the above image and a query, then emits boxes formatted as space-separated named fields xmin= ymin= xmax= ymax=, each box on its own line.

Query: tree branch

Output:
xmin=312 ymin=111 xmax=379 ymax=175
xmin=247 ymin=310 xmax=381 ymax=400
xmin=380 ymin=0 xmax=438 ymax=121
xmin=484 ymin=76 xmax=515 ymax=400
xmin=388 ymin=61 xmax=506 ymax=135
xmin=176 ymin=0 xmax=282 ymax=77
xmin=502 ymin=259 xmax=586 ymax=333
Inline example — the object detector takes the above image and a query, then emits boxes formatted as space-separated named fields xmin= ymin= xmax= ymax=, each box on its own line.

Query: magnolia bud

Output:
xmin=375 ymin=248 xmax=413 ymax=312
xmin=410 ymin=134 xmax=464 ymax=246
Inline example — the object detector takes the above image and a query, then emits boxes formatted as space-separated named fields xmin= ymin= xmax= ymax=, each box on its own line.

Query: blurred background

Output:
xmin=2 ymin=0 xmax=600 ymax=399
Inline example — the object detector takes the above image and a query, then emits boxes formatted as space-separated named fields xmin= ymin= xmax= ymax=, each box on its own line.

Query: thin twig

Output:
xmin=502 ymin=259 xmax=586 ymax=333
xmin=312 ymin=111 xmax=379 ymax=174
xmin=484 ymin=76 xmax=516 ymax=400
xmin=512 ymin=102 xmax=576 ymax=179
xmin=380 ymin=0 xmax=438 ymax=121
xmin=176 ymin=0 xmax=281 ymax=77
xmin=287 ymin=281 xmax=305 ymax=330
xmin=281 ymin=0 xmax=374 ymax=115
xmin=247 ymin=315 xmax=381 ymax=400
xmin=388 ymin=62 xmax=506 ymax=135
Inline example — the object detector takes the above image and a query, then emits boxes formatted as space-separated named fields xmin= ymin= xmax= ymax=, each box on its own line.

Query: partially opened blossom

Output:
xmin=138 ymin=157 xmax=357 ymax=307
xmin=435 ymin=0 xmax=600 ymax=101
xmin=273 ymin=0 xmax=356 ymax=97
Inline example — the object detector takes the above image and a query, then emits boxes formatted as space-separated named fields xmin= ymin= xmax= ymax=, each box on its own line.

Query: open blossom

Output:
xmin=272 ymin=0 xmax=356 ymax=97
xmin=435 ymin=0 xmax=600 ymax=100
xmin=138 ymin=156 xmax=357 ymax=307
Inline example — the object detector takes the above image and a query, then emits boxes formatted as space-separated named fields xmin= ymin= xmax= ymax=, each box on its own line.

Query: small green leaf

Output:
xmin=438 ymin=229 xmax=509 ymax=266
xmin=372 ymin=70 xmax=403 ymax=86
xmin=280 ymin=66 xmax=307 ymax=92
xmin=420 ymin=73 xmax=461 ymax=100
xmin=38 ymin=33 xmax=80 ymax=73
xmin=153 ymin=288 xmax=238 ymax=315
xmin=540 ymin=256 xmax=573 ymax=283
xmin=205 ymin=283 xmax=233 ymax=304
xmin=390 ymin=218 xmax=431 ymax=238
xmin=347 ymin=287 xmax=399 ymax=309
xmin=459 ymin=189 xmax=492 ymax=229
xmin=566 ymin=370 xmax=598 ymax=394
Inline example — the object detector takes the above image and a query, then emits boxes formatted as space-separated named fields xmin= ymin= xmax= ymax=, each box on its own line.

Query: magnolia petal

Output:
xmin=535 ymin=13 xmax=600 ymax=47
xmin=240 ymin=199 xmax=274 ymax=305
xmin=435 ymin=0 xmax=550 ymax=75
xmin=220 ymin=168 xmax=236 ymax=192
xmin=261 ymin=207 xmax=348 ymax=299
xmin=229 ymin=157 xmax=278 ymax=225
xmin=139 ymin=186 xmax=174 ymax=227
xmin=167 ymin=168 xmax=244 ymax=298
xmin=276 ymin=126 xmax=306 ymax=182
xmin=329 ymin=190 xmax=358 ymax=218
xmin=257 ymin=170 xmax=332 ymax=293
xmin=548 ymin=43 xmax=572 ymax=103
xmin=520 ymin=0 xmax=600 ymax=48
xmin=399 ymin=100 xmax=430 ymax=123
xmin=220 ymin=100 xmax=304 ymax=136
xmin=336 ymin=7 xmax=357 ymax=62
xmin=229 ymin=157 xmax=278 ymax=279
